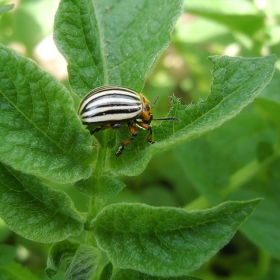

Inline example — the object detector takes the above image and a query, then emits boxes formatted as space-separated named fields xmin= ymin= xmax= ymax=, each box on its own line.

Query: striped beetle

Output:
xmin=78 ymin=86 xmax=179 ymax=156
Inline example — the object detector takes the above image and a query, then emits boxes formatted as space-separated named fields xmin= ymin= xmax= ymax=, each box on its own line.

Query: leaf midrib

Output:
xmin=91 ymin=0 xmax=108 ymax=84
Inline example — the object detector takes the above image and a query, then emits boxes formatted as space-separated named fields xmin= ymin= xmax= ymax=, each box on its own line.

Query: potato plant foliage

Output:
xmin=0 ymin=0 xmax=277 ymax=279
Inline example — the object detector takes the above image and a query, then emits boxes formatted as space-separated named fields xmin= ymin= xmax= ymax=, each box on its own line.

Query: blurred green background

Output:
xmin=1 ymin=0 xmax=280 ymax=279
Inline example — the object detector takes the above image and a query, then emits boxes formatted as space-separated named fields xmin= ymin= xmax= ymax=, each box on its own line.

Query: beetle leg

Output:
xmin=116 ymin=123 xmax=138 ymax=156
xmin=90 ymin=124 xmax=122 ymax=135
xmin=135 ymin=121 xmax=155 ymax=144
xmin=90 ymin=127 xmax=103 ymax=135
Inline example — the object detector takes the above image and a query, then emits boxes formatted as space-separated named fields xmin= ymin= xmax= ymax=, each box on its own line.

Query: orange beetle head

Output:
xmin=139 ymin=94 xmax=153 ymax=123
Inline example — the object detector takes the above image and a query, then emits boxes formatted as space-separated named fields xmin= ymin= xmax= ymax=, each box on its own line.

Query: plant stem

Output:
xmin=85 ymin=196 xmax=104 ymax=246
xmin=186 ymin=146 xmax=280 ymax=210
xmin=255 ymin=249 xmax=270 ymax=279
xmin=221 ymin=146 xmax=280 ymax=197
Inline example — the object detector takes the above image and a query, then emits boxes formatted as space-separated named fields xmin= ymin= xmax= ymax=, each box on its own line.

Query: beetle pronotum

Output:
xmin=78 ymin=86 xmax=179 ymax=156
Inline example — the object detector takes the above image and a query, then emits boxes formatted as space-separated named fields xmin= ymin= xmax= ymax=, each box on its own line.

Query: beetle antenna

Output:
xmin=152 ymin=96 xmax=159 ymax=108
xmin=153 ymin=117 xmax=180 ymax=121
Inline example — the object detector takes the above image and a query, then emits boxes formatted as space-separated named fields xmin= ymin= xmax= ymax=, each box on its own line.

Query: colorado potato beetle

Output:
xmin=78 ymin=86 xmax=179 ymax=156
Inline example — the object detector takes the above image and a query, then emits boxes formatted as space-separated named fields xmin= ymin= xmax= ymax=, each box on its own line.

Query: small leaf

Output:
xmin=75 ymin=175 xmax=125 ymax=198
xmin=92 ymin=199 xmax=261 ymax=277
xmin=111 ymin=269 xmax=202 ymax=280
xmin=109 ymin=55 xmax=276 ymax=176
xmin=99 ymin=262 xmax=113 ymax=280
xmin=46 ymin=239 xmax=80 ymax=278
xmin=54 ymin=0 xmax=183 ymax=96
xmin=0 ymin=44 xmax=95 ymax=184
xmin=0 ymin=163 xmax=85 ymax=243
xmin=0 ymin=4 xmax=14 ymax=16
xmin=65 ymin=245 xmax=101 ymax=280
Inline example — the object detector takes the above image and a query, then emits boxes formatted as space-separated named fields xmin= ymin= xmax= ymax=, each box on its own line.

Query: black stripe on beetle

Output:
xmin=78 ymin=85 xmax=179 ymax=156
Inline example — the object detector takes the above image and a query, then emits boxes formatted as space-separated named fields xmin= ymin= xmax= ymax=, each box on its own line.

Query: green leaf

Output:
xmin=173 ymin=100 xmax=280 ymax=259
xmin=184 ymin=0 xmax=264 ymax=36
xmin=65 ymin=244 xmax=101 ymax=280
xmin=54 ymin=0 xmax=183 ymax=97
xmin=75 ymin=175 xmax=125 ymax=198
xmin=91 ymin=199 xmax=261 ymax=277
xmin=108 ymin=55 xmax=276 ymax=176
xmin=99 ymin=262 xmax=113 ymax=280
xmin=0 ymin=163 xmax=85 ymax=243
xmin=0 ymin=4 xmax=14 ymax=16
xmin=174 ymin=105 xmax=276 ymax=203
xmin=0 ymin=44 xmax=95 ymax=183
xmin=46 ymin=239 xmax=80 ymax=278
xmin=111 ymin=269 xmax=202 ymax=280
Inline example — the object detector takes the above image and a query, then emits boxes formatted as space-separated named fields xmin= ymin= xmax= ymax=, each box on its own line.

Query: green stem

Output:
xmin=85 ymin=196 xmax=104 ymax=246
xmin=255 ymin=249 xmax=270 ymax=278
xmin=221 ymin=146 xmax=280 ymax=197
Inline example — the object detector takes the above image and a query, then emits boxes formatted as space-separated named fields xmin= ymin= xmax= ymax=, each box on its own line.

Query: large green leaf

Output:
xmin=91 ymin=199 xmax=261 ymax=277
xmin=0 ymin=163 xmax=85 ymax=243
xmin=108 ymin=55 xmax=276 ymax=176
xmin=53 ymin=0 xmax=274 ymax=183
xmin=54 ymin=0 xmax=183 ymax=97
xmin=0 ymin=44 xmax=95 ymax=183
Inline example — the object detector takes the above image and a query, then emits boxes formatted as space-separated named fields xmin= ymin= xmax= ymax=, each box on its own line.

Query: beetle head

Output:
xmin=139 ymin=94 xmax=153 ymax=123
xmin=139 ymin=94 xmax=180 ymax=123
